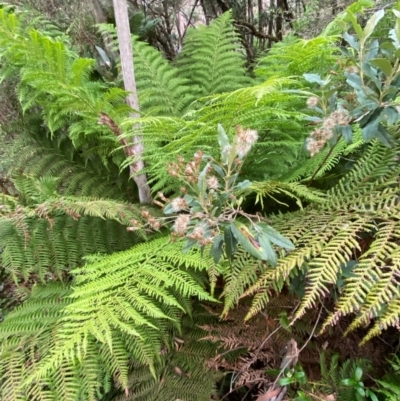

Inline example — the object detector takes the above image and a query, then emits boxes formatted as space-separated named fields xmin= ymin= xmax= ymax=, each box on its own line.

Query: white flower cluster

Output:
xmin=234 ymin=126 xmax=258 ymax=158
xmin=306 ymin=109 xmax=350 ymax=157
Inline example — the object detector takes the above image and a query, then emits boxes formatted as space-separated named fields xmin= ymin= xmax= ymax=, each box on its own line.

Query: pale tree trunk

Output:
xmin=112 ymin=0 xmax=152 ymax=204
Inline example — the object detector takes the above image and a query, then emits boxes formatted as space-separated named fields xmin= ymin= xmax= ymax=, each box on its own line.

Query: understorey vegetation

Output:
xmin=0 ymin=0 xmax=400 ymax=400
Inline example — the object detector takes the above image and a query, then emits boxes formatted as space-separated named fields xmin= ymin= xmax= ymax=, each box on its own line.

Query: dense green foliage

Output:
xmin=0 ymin=1 xmax=399 ymax=400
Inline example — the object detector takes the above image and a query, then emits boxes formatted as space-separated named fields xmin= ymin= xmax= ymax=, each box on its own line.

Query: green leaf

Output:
xmin=230 ymin=222 xmax=264 ymax=259
xmin=182 ymin=238 xmax=197 ymax=253
xmin=376 ymin=123 xmax=394 ymax=147
xmin=341 ymin=378 xmax=356 ymax=386
xmin=224 ymin=227 xmax=237 ymax=261
xmin=362 ymin=119 xmax=379 ymax=141
xmin=393 ymin=9 xmax=400 ymax=49
xmin=163 ymin=202 xmax=175 ymax=214
xmin=197 ymin=162 xmax=210 ymax=194
xmin=347 ymin=10 xmax=364 ymax=40
xmin=279 ymin=377 xmax=296 ymax=386
xmin=257 ymin=223 xmax=295 ymax=250
xmin=337 ymin=125 xmax=353 ymax=142
xmin=95 ymin=45 xmax=111 ymax=67
xmin=258 ymin=233 xmax=278 ymax=266
xmin=217 ymin=124 xmax=230 ymax=164
xmin=367 ymin=390 xmax=379 ymax=401
xmin=343 ymin=32 xmax=359 ymax=51
xmin=235 ymin=179 xmax=252 ymax=191
xmin=354 ymin=366 xmax=363 ymax=381
xmin=346 ymin=73 xmax=362 ymax=90
xmin=370 ymin=58 xmax=393 ymax=77
xmin=363 ymin=9 xmax=385 ymax=43
xmin=212 ymin=163 xmax=225 ymax=178
xmin=361 ymin=61 xmax=381 ymax=90
xmin=279 ymin=312 xmax=291 ymax=331
xmin=210 ymin=235 xmax=224 ymax=263
xmin=356 ymin=386 xmax=366 ymax=396
xmin=303 ymin=73 xmax=328 ymax=86
xmin=383 ymin=106 xmax=399 ymax=125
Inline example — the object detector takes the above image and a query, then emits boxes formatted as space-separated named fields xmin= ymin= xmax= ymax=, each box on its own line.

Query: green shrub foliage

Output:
xmin=0 ymin=3 xmax=399 ymax=401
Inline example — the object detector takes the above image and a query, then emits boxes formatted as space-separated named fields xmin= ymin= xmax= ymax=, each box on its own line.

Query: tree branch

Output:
xmin=234 ymin=20 xmax=279 ymax=42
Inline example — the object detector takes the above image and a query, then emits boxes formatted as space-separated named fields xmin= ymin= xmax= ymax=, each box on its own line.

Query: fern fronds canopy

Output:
xmin=221 ymin=140 xmax=400 ymax=342
xmin=0 ymin=238 xmax=215 ymax=400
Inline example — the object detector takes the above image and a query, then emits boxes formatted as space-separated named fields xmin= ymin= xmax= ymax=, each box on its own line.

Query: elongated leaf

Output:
xmin=258 ymin=233 xmax=278 ymax=266
xmin=383 ymin=106 xmax=399 ymax=126
xmin=224 ymin=227 xmax=237 ymax=261
xmin=346 ymin=73 xmax=362 ymax=90
xmin=197 ymin=162 xmax=210 ymax=195
xmin=230 ymin=222 xmax=264 ymax=259
xmin=303 ymin=73 xmax=328 ymax=86
xmin=363 ymin=9 xmax=385 ymax=42
xmin=95 ymin=45 xmax=111 ymax=67
xmin=347 ymin=10 xmax=364 ymax=40
xmin=257 ymin=223 xmax=295 ymax=250
xmin=235 ymin=179 xmax=252 ymax=191
xmin=362 ymin=119 xmax=379 ymax=141
xmin=210 ymin=235 xmax=224 ymax=263
xmin=183 ymin=238 xmax=197 ymax=253
xmin=218 ymin=124 xmax=230 ymax=164
xmin=370 ymin=58 xmax=393 ymax=77
xmin=337 ymin=125 xmax=353 ymax=143
xmin=376 ymin=124 xmax=394 ymax=147
xmin=212 ymin=163 xmax=225 ymax=178
xmin=343 ymin=32 xmax=359 ymax=51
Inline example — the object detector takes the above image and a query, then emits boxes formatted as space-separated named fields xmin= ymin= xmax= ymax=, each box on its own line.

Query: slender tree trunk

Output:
xmin=112 ymin=0 xmax=152 ymax=203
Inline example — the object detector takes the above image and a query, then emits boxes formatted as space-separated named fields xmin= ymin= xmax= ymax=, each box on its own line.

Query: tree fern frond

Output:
xmin=175 ymin=11 xmax=250 ymax=98
xmin=121 ymin=77 xmax=308 ymax=193
xmin=0 ymin=191 xmax=147 ymax=281
xmin=255 ymin=34 xmax=339 ymax=79
xmin=247 ymin=180 xmax=325 ymax=208
xmin=218 ymin=141 xmax=400 ymax=341
xmin=0 ymin=238 xmax=216 ymax=399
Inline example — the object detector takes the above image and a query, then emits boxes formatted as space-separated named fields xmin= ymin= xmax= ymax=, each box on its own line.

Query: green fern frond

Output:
xmin=0 ymin=238 xmax=216 ymax=400
xmin=247 ymin=180 xmax=325 ymax=208
xmin=255 ymin=34 xmax=339 ymax=79
xmin=218 ymin=140 xmax=400 ymax=341
xmin=0 ymin=191 xmax=148 ymax=281
xmin=175 ymin=11 xmax=250 ymax=98
xmin=121 ymin=76 xmax=308 ymax=193
xmin=97 ymin=23 xmax=194 ymax=116
xmin=112 ymin=307 xmax=221 ymax=401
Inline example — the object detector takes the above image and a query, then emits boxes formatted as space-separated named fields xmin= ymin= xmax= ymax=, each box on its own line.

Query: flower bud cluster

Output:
xmin=234 ymin=126 xmax=259 ymax=158
xmin=167 ymin=152 xmax=204 ymax=183
xmin=306 ymin=109 xmax=350 ymax=157
xmin=130 ymin=125 xmax=259 ymax=252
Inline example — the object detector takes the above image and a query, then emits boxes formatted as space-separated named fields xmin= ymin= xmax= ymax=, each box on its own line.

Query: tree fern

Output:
xmin=96 ymin=23 xmax=194 ymax=116
xmin=175 ymin=10 xmax=250 ymax=98
xmin=218 ymin=140 xmax=400 ymax=341
xmin=0 ymin=239 xmax=216 ymax=400
xmin=0 ymin=7 xmax=130 ymax=163
xmin=123 ymin=76 xmax=308 ymax=193
xmin=0 ymin=180 xmax=150 ymax=282
xmin=255 ymin=34 xmax=339 ymax=80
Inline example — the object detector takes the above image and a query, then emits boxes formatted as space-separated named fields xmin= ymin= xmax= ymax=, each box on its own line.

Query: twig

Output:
xmin=299 ymin=304 xmax=323 ymax=354
xmin=272 ymin=304 xmax=323 ymax=389
xmin=182 ymin=0 xmax=199 ymax=40
xmin=234 ymin=20 xmax=279 ymax=42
